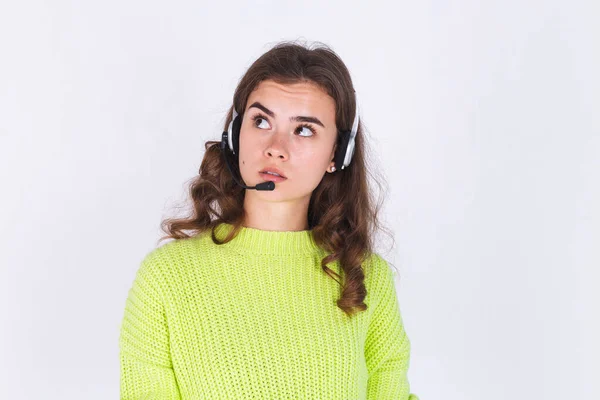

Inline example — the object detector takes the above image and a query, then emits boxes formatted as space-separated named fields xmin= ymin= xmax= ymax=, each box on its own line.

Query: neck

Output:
xmin=242 ymin=193 xmax=310 ymax=231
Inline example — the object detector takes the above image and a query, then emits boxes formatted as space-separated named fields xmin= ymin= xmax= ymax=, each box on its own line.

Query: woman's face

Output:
xmin=238 ymin=79 xmax=338 ymax=203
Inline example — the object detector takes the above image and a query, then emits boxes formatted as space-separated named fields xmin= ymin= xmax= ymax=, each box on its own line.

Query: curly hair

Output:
xmin=159 ymin=40 xmax=393 ymax=317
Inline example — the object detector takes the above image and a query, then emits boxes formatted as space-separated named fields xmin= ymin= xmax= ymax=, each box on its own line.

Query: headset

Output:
xmin=220 ymin=91 xmax=360 ymax=191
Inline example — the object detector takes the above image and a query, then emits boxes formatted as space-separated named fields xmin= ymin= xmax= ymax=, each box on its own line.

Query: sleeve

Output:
xmin=119 ymin=255 xmax=181 ymax=400
xmin=365 ymin=256 xmax=419 ymax=400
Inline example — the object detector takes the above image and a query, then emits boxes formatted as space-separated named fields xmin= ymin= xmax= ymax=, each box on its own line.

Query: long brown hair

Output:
xmin=160 ymin=40 xmax=393 ymax=317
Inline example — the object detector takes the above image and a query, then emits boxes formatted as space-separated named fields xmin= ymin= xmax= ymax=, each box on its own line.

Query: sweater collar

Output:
xmin=212 ymin=222 xmax=322 ymax=256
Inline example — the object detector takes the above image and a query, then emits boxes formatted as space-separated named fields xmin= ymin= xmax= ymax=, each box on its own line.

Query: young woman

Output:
xmin=119 ymin=41 xmax=419 ymax=400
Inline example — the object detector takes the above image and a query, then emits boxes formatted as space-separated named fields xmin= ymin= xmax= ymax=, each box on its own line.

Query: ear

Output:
xmin=329 ymin=155 xmax=336 ymax=171
xmin=327 ymin=138 xmax=338 ymax=172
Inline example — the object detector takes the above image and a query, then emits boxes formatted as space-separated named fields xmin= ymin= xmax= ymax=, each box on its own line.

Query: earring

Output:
xmin=330 ymin=165 xmax=336 ymax=173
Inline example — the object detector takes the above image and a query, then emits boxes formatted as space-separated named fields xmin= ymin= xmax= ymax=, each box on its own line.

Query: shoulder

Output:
xmin=363 ymin=252 xmax=395 ymax=284
xmin=363 ymin=252 xmax=398 ymax=306
xmin=141 ymin=235 xmax=201 ymax=265
xmin=135 ymin=233 xmax=212 ymax=282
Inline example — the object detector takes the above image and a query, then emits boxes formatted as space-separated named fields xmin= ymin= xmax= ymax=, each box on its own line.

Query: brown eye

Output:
xmin=296 ymin=124 xmax=316 ymax=137
xmin=251 ymin=114 xmax=270 ymax=129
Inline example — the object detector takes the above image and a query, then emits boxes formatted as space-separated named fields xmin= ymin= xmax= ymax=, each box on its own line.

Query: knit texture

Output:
xmin=119 ymin=223 xmax=418 ymax=399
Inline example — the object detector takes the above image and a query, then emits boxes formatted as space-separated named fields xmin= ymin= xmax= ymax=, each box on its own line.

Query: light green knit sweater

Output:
xmin=119 ymin=223 xmax=419 ymax=399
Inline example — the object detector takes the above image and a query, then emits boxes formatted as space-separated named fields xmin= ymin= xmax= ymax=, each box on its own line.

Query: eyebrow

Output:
xmin=247 ymin=101 xmax=326 ymax=128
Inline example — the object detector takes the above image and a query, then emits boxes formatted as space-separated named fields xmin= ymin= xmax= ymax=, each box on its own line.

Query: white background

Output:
xmin=1 ymin=1 xmax=598 ymax=399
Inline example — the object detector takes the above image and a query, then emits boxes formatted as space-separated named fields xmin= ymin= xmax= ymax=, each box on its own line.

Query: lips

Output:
xmin=259 ymin=167 xmax=287 ymax=179
xmin=259 ymin=172 xmax=287 ymax=183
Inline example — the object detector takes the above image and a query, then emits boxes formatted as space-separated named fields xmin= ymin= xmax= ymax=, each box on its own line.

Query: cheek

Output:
xmin=238 ymin=131 xmax=259 ymax=163
xmin=294 ymin=146 xmax=331 ymax=168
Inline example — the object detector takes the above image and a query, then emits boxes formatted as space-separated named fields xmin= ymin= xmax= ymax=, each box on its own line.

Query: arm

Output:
xmin=119 ymin=256 xmax=181 ymax=400
xmin=365 ymin=256 xmax=419 ymax=400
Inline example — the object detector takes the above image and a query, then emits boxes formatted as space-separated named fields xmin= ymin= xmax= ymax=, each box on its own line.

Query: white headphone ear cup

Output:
xmin=343 ymin=99 xmax=359 ymax=168
xmin=342 ymin=93 xmax=360 ymax=169
xmin=227 ymin=109 xmax=238 ymax=153
xmin=228 ymin=124 xmax=235 ymax=153
xmin=343 ymin=137 xmax=356 ymax=168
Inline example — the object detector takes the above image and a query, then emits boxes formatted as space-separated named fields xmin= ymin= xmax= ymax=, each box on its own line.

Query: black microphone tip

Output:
xmin=255 ymin=181 xmax=275 ymax=191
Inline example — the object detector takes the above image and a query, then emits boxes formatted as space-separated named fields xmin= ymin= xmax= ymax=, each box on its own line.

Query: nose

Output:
xmin=263 ymin=133 xmax=289 ymax=161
